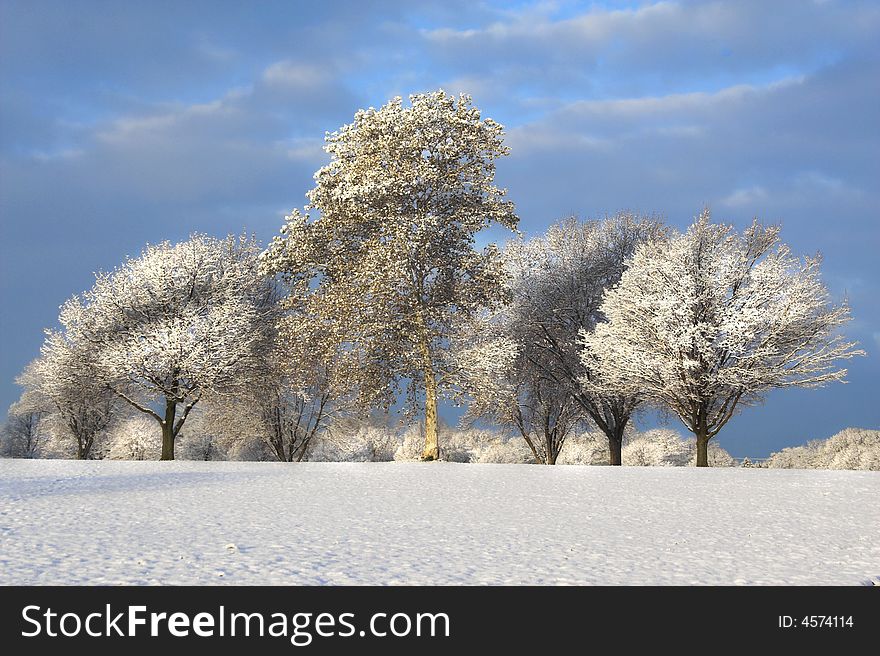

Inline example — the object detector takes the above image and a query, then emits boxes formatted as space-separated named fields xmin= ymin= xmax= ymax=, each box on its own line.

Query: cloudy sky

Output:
xmin=1 ymin=0 xmax=877 ymax=457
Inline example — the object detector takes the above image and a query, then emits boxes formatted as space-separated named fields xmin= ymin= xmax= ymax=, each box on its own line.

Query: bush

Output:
xmin=224 ymin=435 xmax=274 ymax=461
xmin=443 ymin=428 xmax=495 ymax=463
xmin=392 ymin=424 xmax=530 ymax=463
xmin=554 ymin=428 xmax=735 ymax=467
xmin=176 ymin=433 xmax=228 ymax=461
xmin=393 ymin=424 xmax=423 ymax=461
xmin=557 ymin=431 xmax=612 ymax=465
xmin=622 ymin=429 xmax=690 ymax=466
xmin=767 ymin=428 xmax=880 ymax=470
xmin=311 ymin=423 xmax=398 ymax=462
xmin=105 ymin=416 xmax=161 ymax=460
xmin=393 ymin=423 xmax=473 ymax=462
xmin=701 ymin=441 xmax=737 ymax=467
xmin=472 ymin=436 xmax=535 ymax=464
xmin=174 ymin=410 xmax=229 ymax=461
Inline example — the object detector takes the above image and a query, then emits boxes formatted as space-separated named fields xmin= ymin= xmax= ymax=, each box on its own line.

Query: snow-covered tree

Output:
xmin=261 ymin=91 xmax=518 ymax=460
xmin=1 ymin=398 xmax=48 ymax=458
xmin=454 ymin=323 xmax=581 ymax=464
xmin=26 ymin=333 xmax=118 ymax=459
xmin=252 ymin=311 xmax=355 ymax=462
xmin=192 ymin=393 xmax=334 ymax=463
xmin=56 ymin=234 xmax=276 ymax=460
xmin=583 ymin=209 xmax=863 ymax=466
xmin=456 ymin=214 xmax=666 ymax=464
xmin=2 ymin=360 xmax=57 ymax=458
xmin=204 ymin=330 xmax=352 ymax=463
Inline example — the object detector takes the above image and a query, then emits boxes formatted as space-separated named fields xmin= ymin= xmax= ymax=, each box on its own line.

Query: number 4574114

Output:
xmin=780 ymin=616 xmax=855 ymax=628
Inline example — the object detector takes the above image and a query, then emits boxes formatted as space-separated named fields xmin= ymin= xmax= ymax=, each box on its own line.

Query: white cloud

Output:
xmin=722 ymin=185 xmax=769 ymax=208
xmin=8 ymin=64 xmax=348 ymax=210
xmin=261 ymin=61 xmax=327 ymax=89
xmin=506 ymin=127 xmax=611 ymax=156
xmin=423 ymin=1 xmax=679 ymax=49
xmin=95 ymin=100 xmax=234 ymax=145
xmin=551 ymin=79 xmax=805 ymax=123
xmin=421 ymin=1 xmax=879 ymax=101
xmin=281 ymin=136 xmax=326 ymax=163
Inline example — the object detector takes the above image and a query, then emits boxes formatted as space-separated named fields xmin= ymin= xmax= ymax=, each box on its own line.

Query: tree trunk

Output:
xmin=517 ymin=427 xmax=541 ymax=465
xmin=695 ymin=425 xmax=709 ymax=467
xmin=543 ymin=428 xmax=558 ymax=465
xmin=161 ymin=398 xmax=176 ymax=461
xmin=607 ymin=419 xmax=627 ymax=466
xmin=421 ymin=368 xmax=439 ymax=461
xmin=417 ymin=316 xmax=439 ymax=461
xmin=79 ymin=434 xmax=94 ymax=460
xmin=608 ymin=435 xmax=622 ymax=466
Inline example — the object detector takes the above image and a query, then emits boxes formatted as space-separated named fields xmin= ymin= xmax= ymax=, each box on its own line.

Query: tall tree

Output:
xmin=56 ymin=234 xmax=276 ymax=460
xmin=460 ymin=214 xmax=664 ymax=465
xmin=262 ymin=90 xmax=518 ymax=460
xmin=583 ymin=209 xmax=863 ymax=466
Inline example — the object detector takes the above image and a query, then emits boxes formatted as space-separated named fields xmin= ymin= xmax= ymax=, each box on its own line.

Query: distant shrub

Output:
xmin=557 ymin=431 xmax=611 ymax=465
xmin=444 ymin=428 xmax=502 ymax=463
xmin=393 ymin=424 xmax=423 ymax=461
xmin=767 ymin=428 xmax=880 ymax=470
xmin=291 ymin=420 xmax=740 ymax=467
xmin=176 ymin=433 xmax=228 ymax=461
xmin=439 ymin=431 xmax=479 ymax=463
xmin=311 ymin=423 xmax=398 ymax=462
xmin=225 ymin=435 xmax=274 ymax=461
xmin=393 ymin=423 xmax=473 ymax=462
xmin=554 ymin=427 xmax=735 ymax=467
xmin=392 ymin=424 xmax=530 ymax=463
xmin=623 ymin=429 xmax=690 ymax=466
xmin=106 ymin=416 xmax=161 ymax=460
xmin=472 ymin=436 xmax=534 ymax=464
xmin=175 ymin=410 xmax=229 ymax=461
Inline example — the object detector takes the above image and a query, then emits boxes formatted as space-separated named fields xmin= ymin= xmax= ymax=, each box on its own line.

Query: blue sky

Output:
xmin=1 ymin=0 xmax=877 ymax=457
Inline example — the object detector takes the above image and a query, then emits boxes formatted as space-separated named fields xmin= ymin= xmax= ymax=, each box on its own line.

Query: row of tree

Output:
xmin=4 ymin=91 xmax=863 ymax=465
xmin=457 ymin=211 xmax=862 ymax=466
xmin=8 ymin=403 xmax=877 ymax=471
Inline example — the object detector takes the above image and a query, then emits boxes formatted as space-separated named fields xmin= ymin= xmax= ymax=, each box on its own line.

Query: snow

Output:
xmin=1 ymin=460 xmax=877 ymax=585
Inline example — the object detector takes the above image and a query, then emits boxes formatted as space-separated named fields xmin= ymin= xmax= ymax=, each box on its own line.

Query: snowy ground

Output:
xmin=0 ymin=460 xmax=877 ymax=585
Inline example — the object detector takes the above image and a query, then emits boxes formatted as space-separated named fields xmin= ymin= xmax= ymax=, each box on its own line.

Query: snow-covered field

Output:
xmin=1 ymin=460 xmax=877 ymax=585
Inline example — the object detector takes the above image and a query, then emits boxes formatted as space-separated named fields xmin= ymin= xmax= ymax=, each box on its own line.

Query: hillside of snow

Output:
xmin=1 ymin=460 xmax=877 ymax=585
